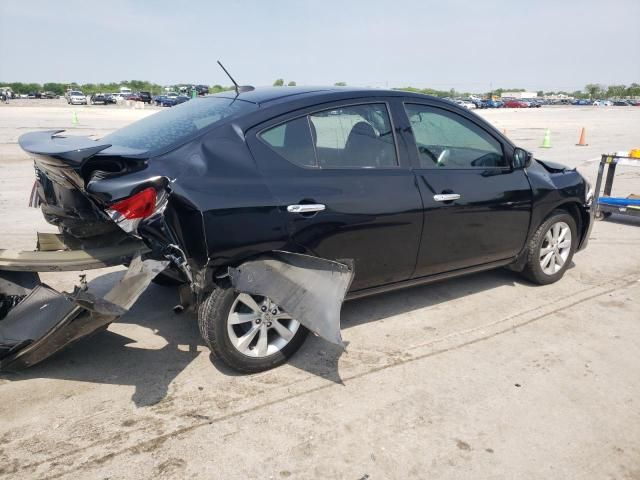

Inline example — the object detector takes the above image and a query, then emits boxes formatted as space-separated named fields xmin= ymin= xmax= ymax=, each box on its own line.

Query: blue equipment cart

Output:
xmin=593 ymin=154 xmax=640 ymax=220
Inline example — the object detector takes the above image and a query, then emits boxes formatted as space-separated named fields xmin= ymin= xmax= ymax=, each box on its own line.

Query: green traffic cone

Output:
xmin=72 ymin=111 xmax=79 ymax=125
xmin=541 ymin=128 xmax=551 ymax=148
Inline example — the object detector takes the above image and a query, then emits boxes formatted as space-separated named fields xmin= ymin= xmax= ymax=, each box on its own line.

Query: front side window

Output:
xmin=259 ymin=103 xmax=398 ymax=169
xmin=405 ymin=104 xmax=506 ymax=169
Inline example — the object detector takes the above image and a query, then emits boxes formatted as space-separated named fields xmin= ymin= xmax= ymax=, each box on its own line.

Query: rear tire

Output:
xmin=520 ymin=210 xmax=577 ymax=285
xmin=198 ymin=285 xmax=308 ymax=373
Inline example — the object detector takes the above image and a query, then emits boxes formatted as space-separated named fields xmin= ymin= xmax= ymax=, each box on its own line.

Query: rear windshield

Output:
xmin=102 ymin=97 xmax=257 ymax=152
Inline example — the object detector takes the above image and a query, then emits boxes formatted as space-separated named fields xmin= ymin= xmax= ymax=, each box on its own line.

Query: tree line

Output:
xmin=0 ymin=80 xmax=236 ymax=96
xmin=2 ymin=79 xmax=638 ymax=99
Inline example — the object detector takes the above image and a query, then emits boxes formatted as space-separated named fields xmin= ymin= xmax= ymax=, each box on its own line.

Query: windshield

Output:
xmin=70 ymin=91 xmax=83 ymax=95
xmin=102 ymin=97 xmax=257 ymax=152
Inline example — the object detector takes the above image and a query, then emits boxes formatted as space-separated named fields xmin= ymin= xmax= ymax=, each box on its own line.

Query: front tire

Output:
xmin=521 ymin=210 xmax=577 ymax=285
xmin=198 ymin=285 xmax=308 ymax=373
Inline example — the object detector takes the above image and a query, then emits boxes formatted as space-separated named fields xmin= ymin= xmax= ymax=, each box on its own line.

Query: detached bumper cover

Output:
xmin=0 ymin=255 xmax=167 ymax=370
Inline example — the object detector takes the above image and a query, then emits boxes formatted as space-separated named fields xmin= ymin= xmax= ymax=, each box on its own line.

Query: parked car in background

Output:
xmin=67 ymin=91 xmax=87 ymax=105
xmin=613 ymin=100 xmax=631 ymax=106
xmin=480 ymin=99 xmax=503 ymax=109
xmin=41 ymin=92 xmax=59 ymax=99
xmin=628 ymin=99 xmax=640 ymax=106
xmin=155 ymin=92 xmax=190 ymax=107
xmin=524 ymin=99 xmax=542 ymax=108
xmin=138 ymin=91 xmax=152 ymax=103
xmin=571 ymin=99 xmax=592 ymax=106
xmin=124 ymin=93 xmax=142 ymax=102
xmin=194 ymin=85 xmax=209 ymax=96
xmin=504 ymin=99 xmax=528 ymax=108
xmin=463 ymin=98 xmax=482 ymax=109
xmin=0 ymin=87 xmax=16 ymax=99
xmin=154 ymin=92 xmax=176 ymax=105
xmin=454 ymin=99 xmax=475 ymax=109
xmin=90 ymin=93 xmax=108 ymax=105
xmin=6 ymin=86 xmax=594 ymax=373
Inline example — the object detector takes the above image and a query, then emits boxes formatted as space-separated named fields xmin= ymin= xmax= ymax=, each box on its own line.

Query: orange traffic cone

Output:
xmin=576 ymin=127 xmax=588 ymax=146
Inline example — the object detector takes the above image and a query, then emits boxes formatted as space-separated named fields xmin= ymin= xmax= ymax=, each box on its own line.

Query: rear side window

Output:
xmin=259 ymin=103 xmax=398 ymax=168
xmin=259 ymin=117 xmax=316 ymax=167
xmin=405 ymin=104 xmax=506 ymax=169
xmin=102 ymin=96 xmax=257 ymax=152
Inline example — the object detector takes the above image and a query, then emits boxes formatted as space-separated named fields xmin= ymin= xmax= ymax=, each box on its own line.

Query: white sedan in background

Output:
xmin=67 ymin=91 xmax=87 ymax=105
xmin=454 ymin=99 xmax=476 ymax=109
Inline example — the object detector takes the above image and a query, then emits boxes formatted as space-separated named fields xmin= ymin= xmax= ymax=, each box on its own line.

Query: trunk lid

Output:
xmin=19 ymin=130 xmax=148 ymax=239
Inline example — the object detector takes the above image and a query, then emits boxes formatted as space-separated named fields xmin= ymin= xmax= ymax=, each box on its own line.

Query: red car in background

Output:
xmin=504 ymin=99 xmax=529 ymax=108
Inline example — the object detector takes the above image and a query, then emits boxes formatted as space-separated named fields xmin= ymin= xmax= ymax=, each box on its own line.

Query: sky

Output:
xmin=1 ymin=0 xmax=639 ymax=93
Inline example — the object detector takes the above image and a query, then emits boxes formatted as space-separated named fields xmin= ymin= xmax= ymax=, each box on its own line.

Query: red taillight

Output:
xmin=110 ymin=187 xmax=157 ymax=219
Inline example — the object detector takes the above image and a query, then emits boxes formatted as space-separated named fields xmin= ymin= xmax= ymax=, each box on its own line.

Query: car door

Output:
xmin=246 ymin=100 xmax=424 ymax=291
xmin=400 ymin=101 xmax=532 ymax=277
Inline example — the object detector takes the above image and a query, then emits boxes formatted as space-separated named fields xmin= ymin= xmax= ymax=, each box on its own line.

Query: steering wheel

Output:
xmin=436 ymin=149 xmax=450 ymax=166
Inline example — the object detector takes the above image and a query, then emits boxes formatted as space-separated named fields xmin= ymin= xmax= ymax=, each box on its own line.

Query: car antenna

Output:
xmin=217 ymin=60 xmax=254 ymax=96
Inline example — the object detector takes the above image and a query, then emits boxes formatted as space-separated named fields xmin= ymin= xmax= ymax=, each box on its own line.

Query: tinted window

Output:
xmin=310 ymin=104 xmax=397 ymax=167
xmin=103 ymin=97 xmax=257 ymax=152
xmin=405 ymin=104 xmax=505 ymax=169
xmin=260 ymin=117 xmax=316 ymax=167
xmin=260 ymin=103 xmax=398 ymax=169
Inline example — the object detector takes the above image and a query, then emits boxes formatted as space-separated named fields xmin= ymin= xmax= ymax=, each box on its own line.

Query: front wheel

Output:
xmin=520 ymin=211 xmax=577 ymax=285
xmin=198 ymin=286 xmax=308 ymax=373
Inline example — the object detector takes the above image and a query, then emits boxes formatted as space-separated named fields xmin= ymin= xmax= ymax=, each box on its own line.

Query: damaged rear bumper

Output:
xmin=0 ymin=235 xmax=166 ymax=370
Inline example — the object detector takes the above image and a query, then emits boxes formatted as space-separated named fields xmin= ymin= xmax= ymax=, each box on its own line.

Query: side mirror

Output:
xmin=513 ymin=147 xmax=533 ymax=169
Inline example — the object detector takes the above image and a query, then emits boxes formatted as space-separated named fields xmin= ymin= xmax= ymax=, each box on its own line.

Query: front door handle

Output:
xmin=287 ymin=204 xmax=326 ymax=214
xmin=433 ymin=193 xmax=461 ymax=202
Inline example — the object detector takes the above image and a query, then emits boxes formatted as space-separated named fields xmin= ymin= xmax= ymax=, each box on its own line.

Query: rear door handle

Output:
xmin=433 ymin=194 xmax=461 ymax=202
xmin=287 ymin=204 xmax=326 ymax=214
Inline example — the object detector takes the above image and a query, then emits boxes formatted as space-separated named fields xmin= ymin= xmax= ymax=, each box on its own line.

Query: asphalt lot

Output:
xmin=0 ymin=99 xmax=639 ymax=480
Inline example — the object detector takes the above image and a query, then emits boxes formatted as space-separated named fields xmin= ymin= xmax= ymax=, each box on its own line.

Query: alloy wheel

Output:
xmin=539 ymin=221 xmax=572 ymax=275
xmin=227 ymin=293 xmax=301 ymax=358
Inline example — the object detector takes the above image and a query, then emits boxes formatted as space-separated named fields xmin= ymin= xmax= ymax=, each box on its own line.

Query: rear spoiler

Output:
xmin=19 ymin=130 xmax=112 ymax=165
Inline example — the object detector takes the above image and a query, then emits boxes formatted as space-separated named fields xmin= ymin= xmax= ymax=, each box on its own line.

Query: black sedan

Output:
xmin=155 ymin=93 xmax=190 ymax=107
xmin=90 ymin=93 xmax=108 ymax=105
xmin=1 ymin=87 xmax=593 ymax=373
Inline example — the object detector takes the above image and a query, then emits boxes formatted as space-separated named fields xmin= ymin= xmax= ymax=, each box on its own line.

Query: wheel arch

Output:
xmin=510 ymin=199 xmax=587 ymax=272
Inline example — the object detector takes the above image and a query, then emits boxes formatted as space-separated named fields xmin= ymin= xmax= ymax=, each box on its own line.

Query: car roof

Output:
xmin=211 ymin=86 xmax=438 ymax=106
